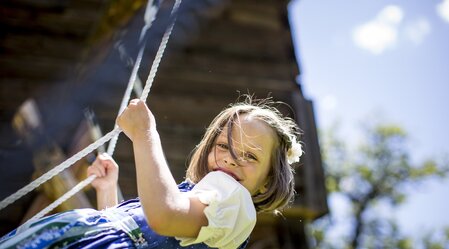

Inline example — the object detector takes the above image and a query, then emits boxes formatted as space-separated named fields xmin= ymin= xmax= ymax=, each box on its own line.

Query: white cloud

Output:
xmin=378 ymin=5 xmax=404 ymax=25
xmin=405 ymin=18 xmax=431 ymax=45
xmin=437 ymin=0 xmax=449 ymax=23
xmin=353 ymin=22 xmax=398 ymax=54
xmin=352 ymin=5 xmax=403 ymax=55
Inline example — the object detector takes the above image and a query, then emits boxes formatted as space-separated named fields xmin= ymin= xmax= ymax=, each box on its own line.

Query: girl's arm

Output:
xmin=87 ymin=153 xmax=119 ymax=210
xmin=117 ymin=99 xmax=208 ymax=238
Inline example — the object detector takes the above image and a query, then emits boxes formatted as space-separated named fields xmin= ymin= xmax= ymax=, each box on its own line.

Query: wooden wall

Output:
xmin=0 ymin=0 xmax=328 ymax=247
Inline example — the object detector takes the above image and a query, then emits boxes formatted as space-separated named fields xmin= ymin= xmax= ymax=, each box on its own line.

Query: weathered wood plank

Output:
xmin=0 ymin=6 xmax=96 ymax=37
xmin=0 ymin=55 xmax=75 ymax=79
xmin=0 ymin=34 xmax=86 ymax=60
xmin=162 ymin=53 xmax=298 ymax=80
xmin=227 ymin=2 xmax=284 ymax=31
xmin=157 ymin=71 xmax=294 ymax=92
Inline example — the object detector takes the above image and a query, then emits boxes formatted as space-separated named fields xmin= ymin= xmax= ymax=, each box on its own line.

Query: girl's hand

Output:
xmin=116 ymin=99 xmax=155 ymax=141
xmin=87 ymin=153 xmax=119 ymax=191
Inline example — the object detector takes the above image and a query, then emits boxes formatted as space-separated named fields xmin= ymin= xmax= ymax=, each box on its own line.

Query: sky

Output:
xmin=289 ymin=0 xmax=449 ymax=243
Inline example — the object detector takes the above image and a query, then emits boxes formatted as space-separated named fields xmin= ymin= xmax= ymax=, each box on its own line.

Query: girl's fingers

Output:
xmin=89 ymin=161 xmax=106 ymax=177
xmin=129 ymin=99 xmax=140 ymax=105
xmin=97 ymin=153 xmax=109 ymax=161
xmin=89 ymin=153 xmax=118 ymax=180
xmin=98 ymin=165 xmax=106 ymax=177
xmin=87 ymin=166 xmax=94 ymax=176
xmin=88 ymin=166 xmax=101 ymax=178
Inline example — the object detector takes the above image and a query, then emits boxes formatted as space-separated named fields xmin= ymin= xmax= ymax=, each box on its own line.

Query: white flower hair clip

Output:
xmin=287 ymin=140 xmax=303 ymax=164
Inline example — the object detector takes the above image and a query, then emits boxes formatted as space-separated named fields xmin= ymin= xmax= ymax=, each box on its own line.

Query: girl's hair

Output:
xmin=186 ymin=96 xmax=301 ymax=213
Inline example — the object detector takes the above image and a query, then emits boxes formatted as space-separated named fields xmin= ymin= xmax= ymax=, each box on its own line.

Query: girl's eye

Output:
xmin=217 ymin=143 xmax=229 ymax=150
xmin=244 ymin=152 xmax=258 ymax=162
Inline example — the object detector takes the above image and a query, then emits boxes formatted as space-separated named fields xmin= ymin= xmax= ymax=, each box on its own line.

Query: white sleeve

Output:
xmin=176 ymin=171 xmax=257 ymax=249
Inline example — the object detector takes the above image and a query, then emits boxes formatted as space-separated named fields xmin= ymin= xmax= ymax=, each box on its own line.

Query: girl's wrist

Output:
xmin=96 ymin=185 xmax=119 ymax=209
xmin=95 ymin=183 xmax=118 ymax=193
xmin=132 ymin=126 xmax=159 ymax=143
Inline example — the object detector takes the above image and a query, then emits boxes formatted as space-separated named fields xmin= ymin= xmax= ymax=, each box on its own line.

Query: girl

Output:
xmin=0 ymin=97 xmax=303 ymax=249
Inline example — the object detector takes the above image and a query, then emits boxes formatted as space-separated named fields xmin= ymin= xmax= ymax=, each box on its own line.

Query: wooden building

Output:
xmin=0 ymin=0 xmax=328 ymax=248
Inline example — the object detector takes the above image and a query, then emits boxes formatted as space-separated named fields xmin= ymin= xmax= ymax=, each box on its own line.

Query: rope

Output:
xmin=0 ymin=0 xmax=182 ymax=214
xmin=108 ymin=0 xmax=181 ymax=154
xmin=107 ymin=0 xmax=159 ymax=155
xmin=0 ymin=128 xmax=121 ymax=211
xmin=107 ymin=42 xmax=145 ymax=155
xmin=21 ymin=174 xmax=97 ymax=231
xmin=114 ymin=42 xmax=143 ymax=96
xmin=141 ymin=0 xmax=181 ymax=101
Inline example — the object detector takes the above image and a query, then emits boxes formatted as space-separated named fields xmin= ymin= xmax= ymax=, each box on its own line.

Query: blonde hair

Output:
xmin=186 ymin=97 xmax=300 ymax=213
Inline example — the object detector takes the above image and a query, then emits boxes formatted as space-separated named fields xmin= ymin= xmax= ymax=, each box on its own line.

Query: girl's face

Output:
xmin=207 ymin=114 xmax=276 ymax=195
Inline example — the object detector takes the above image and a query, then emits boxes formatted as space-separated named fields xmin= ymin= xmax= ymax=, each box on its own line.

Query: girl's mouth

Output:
xmin=213 ymin=167 xmax=241 ymax=181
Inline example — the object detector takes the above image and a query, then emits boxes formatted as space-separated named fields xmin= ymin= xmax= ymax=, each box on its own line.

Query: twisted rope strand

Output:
xmin=140 ymin=0 xmax=181 ymax=101
xmin=106 ymin=45 xmax=145 ymax=155
xmin=107 ymin=0 xmax=162 ymax=156
xmin=21 ymin=174 xmax=97 ymax=228
xmin=0 ymin=128 xmax=121 ymax=210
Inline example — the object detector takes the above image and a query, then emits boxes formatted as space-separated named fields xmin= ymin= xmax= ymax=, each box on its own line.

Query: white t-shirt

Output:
xmin=176 ymin=171 xmax=257 ymax=249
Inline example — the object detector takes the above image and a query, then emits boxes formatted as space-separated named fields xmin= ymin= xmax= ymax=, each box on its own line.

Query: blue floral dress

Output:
xmin=0 ymin=180 xmax=250 ymax=249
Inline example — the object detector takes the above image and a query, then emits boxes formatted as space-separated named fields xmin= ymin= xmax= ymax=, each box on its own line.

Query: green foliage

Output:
xmin=397 ymin=239 xmax=413 ymax=249
xmin=421 ymin=229 xmax=449 ymax=249
xmin=309 ymin=122 xmax=449 ymax=249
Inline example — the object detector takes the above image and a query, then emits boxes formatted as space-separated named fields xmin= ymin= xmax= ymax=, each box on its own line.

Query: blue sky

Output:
xmin=289 ymin=0 xmax=449 ymax=241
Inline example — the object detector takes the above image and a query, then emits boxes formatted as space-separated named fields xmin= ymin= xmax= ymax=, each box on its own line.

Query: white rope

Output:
xmin=107 ymin=0 xmax=162 ymax=155
xmin=106 ymin=46 xmax=145 ymax=155
xmin=141 ymin=0 xmax=181 ymax=101
xmin=22 ymin=174 xmax=97 ymax=227
xmin=0 ymin=128 xmax=121 ymax=211
xmin=108 ymin=0 xmax=182 ymax=153
xmin=114 ymin=43 xmax=144 ymax=97
xmin=10 ymin=0 xmax=183 ymax=223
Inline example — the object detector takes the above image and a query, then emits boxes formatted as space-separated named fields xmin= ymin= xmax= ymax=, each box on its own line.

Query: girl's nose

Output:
xmin=223 ymin=159 xmax=237 ymax=167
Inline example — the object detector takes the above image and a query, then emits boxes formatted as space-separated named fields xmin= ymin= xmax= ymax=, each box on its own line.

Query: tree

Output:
xmin=309 ymin=122 xmax=449 ymax=249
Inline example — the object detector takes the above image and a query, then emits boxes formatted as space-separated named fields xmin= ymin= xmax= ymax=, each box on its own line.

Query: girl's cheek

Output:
xmin=208 ymin=151 xmax=219 ymax=166
xmin=214 ymin=150 xmax=223 ymax=161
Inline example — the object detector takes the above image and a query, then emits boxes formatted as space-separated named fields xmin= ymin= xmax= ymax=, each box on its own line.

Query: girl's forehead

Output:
xmin=232 ymin=114 xmax=271 ymax=132
xmin=218 ymin=115 xmax=277 ymax=148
